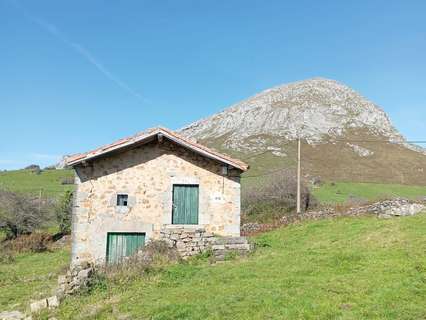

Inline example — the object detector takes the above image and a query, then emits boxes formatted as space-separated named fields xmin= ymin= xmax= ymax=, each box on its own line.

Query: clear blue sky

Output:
xmin=1 ymin=0 xmax=425 ymax=170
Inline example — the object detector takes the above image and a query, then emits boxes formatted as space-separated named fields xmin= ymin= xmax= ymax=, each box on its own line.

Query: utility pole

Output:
xmin=296 ymin=138 xmax=301 ymax=214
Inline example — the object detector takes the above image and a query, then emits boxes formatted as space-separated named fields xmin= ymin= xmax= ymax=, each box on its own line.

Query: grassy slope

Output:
xmin=0 ymin=169 xmax=74 ymax=198
xmin=204 ymin=129 xmax=426 ymax=186
xmin=0 ymin=248 xmax=70 ymax=312
xmin=51 ymin=214 xmax=426 ymax=319
xmin=313 ymin=182 xmax=426 ymax=204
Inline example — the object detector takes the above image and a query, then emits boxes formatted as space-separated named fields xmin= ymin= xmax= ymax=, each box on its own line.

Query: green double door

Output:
xmin=172 ymin=184 xmax=199 ymax=225
xmin=106 ymin=232 xmax=145 ymax=264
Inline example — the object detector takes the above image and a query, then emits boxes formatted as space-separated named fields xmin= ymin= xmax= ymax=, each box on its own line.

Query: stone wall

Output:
xmin=160 ymin=227 xmax=216 ymax=258
xmin=241 ymin=199 xmax=426 ymax=235
xmin=56 ymin=263 xmax=94 ymax=299
xmin=347 ymin=198 xmax=425 ymax=218
xmin=71 ymin=139 xmax=242 ymax=266
xmin=160 ymin=227 xmax=252 ymax=261
xmin=210 ymin=237 xmax=252 ymax=261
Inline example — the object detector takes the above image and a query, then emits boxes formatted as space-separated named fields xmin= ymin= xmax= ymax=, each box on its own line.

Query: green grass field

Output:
xmin=313 ymin=182 xmax=426 ymax=204
xmin=0 ymin=169 xmax=74 ymax=198
xmin=38 ymin=214 xmax=426 ymax=319
xmin=0 ymin=248 xmax=70 ymax=312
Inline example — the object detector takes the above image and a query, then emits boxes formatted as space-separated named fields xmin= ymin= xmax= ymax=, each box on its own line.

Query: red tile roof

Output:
xmin=66 ymin=127 xmax=249 ymax=171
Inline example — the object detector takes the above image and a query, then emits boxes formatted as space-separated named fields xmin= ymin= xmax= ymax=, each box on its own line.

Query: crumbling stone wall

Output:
xmin=71 ymin=139 xmax=242 ymax=266
xmin=56 ymin=263 xmax=94 ymax=298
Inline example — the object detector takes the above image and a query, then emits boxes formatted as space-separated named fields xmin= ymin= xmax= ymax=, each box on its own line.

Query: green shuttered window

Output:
xmin=172 ymin=184 xmax=199 ymax=225
xmin=106 ymin=232 xmax=145 ymax=264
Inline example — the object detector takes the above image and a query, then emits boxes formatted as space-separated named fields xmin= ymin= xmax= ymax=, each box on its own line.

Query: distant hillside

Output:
xmin=0 ymin=169 xmax=74 ymax=198
xmin=181 ymin=78 xmax=426 ymax=185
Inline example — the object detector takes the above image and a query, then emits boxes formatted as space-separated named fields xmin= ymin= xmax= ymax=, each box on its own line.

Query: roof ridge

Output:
xmin=66 ymin=127 xmax=248 ymax=171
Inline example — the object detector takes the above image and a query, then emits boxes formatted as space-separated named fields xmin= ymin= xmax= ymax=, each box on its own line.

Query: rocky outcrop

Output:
xmin=55 ymin=156 xmax=69 ymax=169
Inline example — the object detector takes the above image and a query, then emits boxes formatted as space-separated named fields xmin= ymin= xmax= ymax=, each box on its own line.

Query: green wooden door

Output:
xmin=172 ymin=184 xmax=199 ymax=224
xmin=106 ymin=232 xmax=145 ymax=264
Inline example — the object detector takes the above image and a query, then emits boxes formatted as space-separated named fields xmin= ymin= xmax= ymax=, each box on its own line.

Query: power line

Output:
xmin=242 ymin=150 xmax=271 ymax=161
xmin=241 ymin=141 xmax=296 ymax=161
xmin=241 ymin=167 xmax=290 ymax=179
xmin=331 ymin=139 xmax=426 ymax=144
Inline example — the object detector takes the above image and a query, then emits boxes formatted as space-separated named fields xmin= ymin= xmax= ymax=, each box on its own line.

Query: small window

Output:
xmin=116 ymin=194 xmax=128 ymax=207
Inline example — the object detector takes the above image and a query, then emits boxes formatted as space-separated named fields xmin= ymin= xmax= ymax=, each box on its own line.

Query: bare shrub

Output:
xmin=1 ymin=232 xmax=52 ymax=253
xmin=0 ymin=190 xmax=46 ymax=239
xmin=99 ymin=240 xmax=180 ymax=284
xmin=242 ymin=169 xmax=317 ymax=223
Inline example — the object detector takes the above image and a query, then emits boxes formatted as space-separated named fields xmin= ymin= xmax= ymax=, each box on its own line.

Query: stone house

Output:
xmin=66 ymin=127 xmax=248 ymax=265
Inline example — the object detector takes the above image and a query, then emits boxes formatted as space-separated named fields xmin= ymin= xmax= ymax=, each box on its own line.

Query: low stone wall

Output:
xmin=348 ymin=198 xmax=425 ymax=218
xmin=160 ymin=227 xmax=252 ymax=260
xmin=241 ymin=199 xmax=426 ymax=235
xmin=160 ymin=227 xmax=216 ymax=258
xmin=211 ymin=237 xmax=252 ymax=261
xmin=24 ymin=263 xmax=94 ymax=315
xmin=56 ymin=262 xmax=94 ymax=299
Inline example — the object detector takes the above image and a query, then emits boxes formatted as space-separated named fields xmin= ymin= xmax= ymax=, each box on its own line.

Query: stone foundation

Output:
xmin=160 ymin=227 xmax=216 ymax=258
xmin=160 ymin=227 xmax=252 ymax=260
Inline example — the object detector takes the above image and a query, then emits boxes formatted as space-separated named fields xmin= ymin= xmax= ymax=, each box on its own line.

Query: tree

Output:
xmin=25 ymin=164 xmax=42 ymax=174
xmin=0 ymin=190 xmax=44 ymax=239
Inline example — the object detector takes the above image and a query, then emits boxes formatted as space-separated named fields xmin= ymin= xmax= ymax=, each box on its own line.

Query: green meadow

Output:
xmin=0 ymin=169 xmax=74 ymax=198
xmin=43 ymin=214 xmax=426 ymax=319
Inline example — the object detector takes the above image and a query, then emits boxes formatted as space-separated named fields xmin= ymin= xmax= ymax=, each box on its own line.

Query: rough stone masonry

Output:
xmin=160 ymin=227 xmax=252 ymax=261
xmin=70 ymin=138 xmax=244 ymax=266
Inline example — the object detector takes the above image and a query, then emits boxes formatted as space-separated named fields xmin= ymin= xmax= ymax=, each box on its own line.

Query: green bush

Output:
xmin=55 ymin=190 xmax=73 ymax=234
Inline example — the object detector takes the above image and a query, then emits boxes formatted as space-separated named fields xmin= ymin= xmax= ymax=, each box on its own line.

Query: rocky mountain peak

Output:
xmin=180 ymin=78 xmax=403 ymax=152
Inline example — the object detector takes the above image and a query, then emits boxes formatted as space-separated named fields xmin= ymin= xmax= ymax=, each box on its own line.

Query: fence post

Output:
xmin=297 ymin=138 xmax=301 ymax=214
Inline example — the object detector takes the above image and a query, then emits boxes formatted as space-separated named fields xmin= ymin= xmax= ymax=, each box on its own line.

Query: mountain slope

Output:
xmin=180 ymin=78 xmax=426 ymax=185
